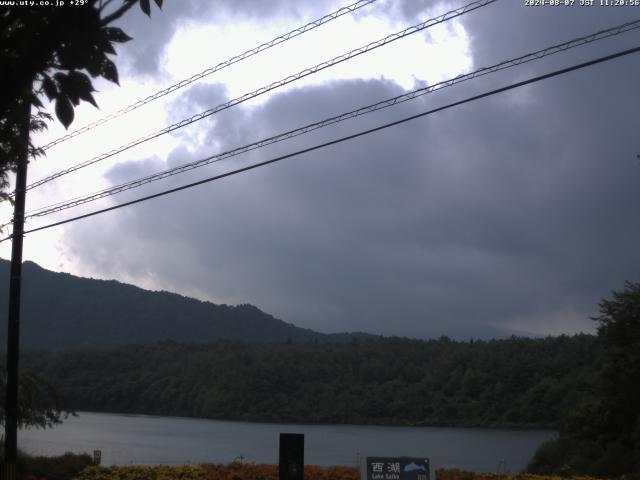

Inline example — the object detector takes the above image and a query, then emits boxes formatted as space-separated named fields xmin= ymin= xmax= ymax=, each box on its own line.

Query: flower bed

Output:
xmin=70 ymin=465 xmax=615 ymax=480
xmin=434 ymin=468 xmax=600 ymax=480
xmin=72 ymin=464 xmax=360 ymax=480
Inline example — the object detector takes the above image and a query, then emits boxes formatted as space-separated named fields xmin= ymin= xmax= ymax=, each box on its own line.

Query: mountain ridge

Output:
xmin=0 ymin=258 xmax=377 ymax=350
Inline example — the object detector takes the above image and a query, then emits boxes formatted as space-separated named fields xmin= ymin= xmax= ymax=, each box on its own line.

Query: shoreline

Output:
xmin=61 ymin=410 xmax=558 ymax=433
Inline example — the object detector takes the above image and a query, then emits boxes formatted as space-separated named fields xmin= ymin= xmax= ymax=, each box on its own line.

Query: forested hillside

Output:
xmin=0 ymin=259 xmax=373 ymax=349
xmin=22 ymin=335 xmax=599 ymax=428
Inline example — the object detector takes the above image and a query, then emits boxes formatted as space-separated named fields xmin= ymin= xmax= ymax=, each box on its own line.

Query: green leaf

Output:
xmin=79 ymin=91 xmax=99 ymax=109
xmin=53 ymin=72 xmax=80 ymax=106
xmin=100 ymin=58 xmax=119 ymax=85
xmin=55 ymin=96 xmax=74 ymax=129
xmin=30 ymin=94 xmax=43 ymax=109
xmin=68 ymin=71 xmax=96 ymax=93
xmin=36 ymin=111 xmax=53 ymax=122
xmin=57 ymin=36 xmax=97 ymax=70
xmin=153 ymin=0 xmax=163 ymax=8
xmin=140 ymin=0 xmax=151 ymax=16
xmin=54 ymin=73 xmax=73 ymax=99
xmin=101 ymin=40 xmax=117 ymax=55
xmin=85 ymin=53 xmax=103 ymax=77
xmin=103 ymin=27 xmax=133 ymax=43
xmin=42 ymin=77 xmax=58 ymax=101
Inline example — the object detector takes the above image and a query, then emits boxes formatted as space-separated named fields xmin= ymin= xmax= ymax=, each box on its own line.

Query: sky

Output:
xmin=1 ymin=0 xmax=639 ymax=339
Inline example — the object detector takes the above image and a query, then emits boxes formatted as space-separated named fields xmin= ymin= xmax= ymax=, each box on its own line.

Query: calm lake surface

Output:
xmin=20 ymin=412 xmax=555 ymax=473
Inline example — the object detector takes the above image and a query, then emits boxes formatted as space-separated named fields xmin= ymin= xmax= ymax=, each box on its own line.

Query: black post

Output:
xmin=4 ymin=96 xmax=31 ymax=480
xmin=279 ymin=433 xmax=304 ymax=480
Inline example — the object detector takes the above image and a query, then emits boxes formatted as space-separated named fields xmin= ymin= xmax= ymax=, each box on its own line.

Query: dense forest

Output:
xmin=20 ymin=335 xmax=598 ymax=428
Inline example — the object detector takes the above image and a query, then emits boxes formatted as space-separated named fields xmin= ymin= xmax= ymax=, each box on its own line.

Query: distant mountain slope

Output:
xmin=0 ymin=259 xmax=373 ymax=350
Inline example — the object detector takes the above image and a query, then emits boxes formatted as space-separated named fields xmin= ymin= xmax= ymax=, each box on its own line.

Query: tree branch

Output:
xmin=100 ymin=0 xmax=137 ymax=26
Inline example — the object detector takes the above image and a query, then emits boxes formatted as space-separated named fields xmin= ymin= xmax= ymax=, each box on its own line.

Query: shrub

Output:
xmin=20 ymin=451 xmax=94 ymax=480
xmin=72 ymin=465 xmax=206 ymax=479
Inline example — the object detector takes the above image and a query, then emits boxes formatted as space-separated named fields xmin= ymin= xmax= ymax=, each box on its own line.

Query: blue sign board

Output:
xmin=365 ymin=457 xmax=430 ymax=480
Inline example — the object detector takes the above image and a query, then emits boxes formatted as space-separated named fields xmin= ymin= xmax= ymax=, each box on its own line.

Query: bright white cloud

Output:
xmin=164 ymin=3 xmax=472 ymax=102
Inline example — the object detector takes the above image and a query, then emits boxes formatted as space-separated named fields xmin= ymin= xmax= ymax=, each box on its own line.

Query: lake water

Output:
xmin=20 ymin=412 xmax=555 ymax=473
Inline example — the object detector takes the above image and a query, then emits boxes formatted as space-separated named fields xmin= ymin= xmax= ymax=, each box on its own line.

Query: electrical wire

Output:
xmin=38 ymin=0 xmax=380 ymax=152
xmin=24 ymin=18 xmax=640 ymax=219
xmin=3 ymin=44 xmax=637 ymax=243
xmin=22 ymin=0 xmax=497 ymax=194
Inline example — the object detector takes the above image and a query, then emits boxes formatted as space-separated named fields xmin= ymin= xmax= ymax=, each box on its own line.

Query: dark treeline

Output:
xmin=22 ymin=334 xmax=598 ymax=428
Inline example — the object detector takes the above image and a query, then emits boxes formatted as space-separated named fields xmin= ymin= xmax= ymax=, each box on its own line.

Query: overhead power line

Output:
xmin=38 ymin=0 xmax=380 ymax=151
xmin=22 ymin=0 xmax=497 ymax=194
xmin=4 ymin=44 xmax=638 ymax=243
xmin=23 ymin=18 xmax=640 ymax=219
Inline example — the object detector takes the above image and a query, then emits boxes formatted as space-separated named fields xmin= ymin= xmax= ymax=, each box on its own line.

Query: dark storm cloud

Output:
xmin=61 ymin=6 xmax=640 ymax=338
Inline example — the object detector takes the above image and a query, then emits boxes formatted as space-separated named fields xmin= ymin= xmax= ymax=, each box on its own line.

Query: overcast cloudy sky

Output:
xmin=2 ymin=0 xmax=639 ymax=338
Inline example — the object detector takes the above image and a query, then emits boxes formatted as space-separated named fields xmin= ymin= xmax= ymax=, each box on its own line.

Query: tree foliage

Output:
xmin=22 ymin=335 xmax=599 ymax=429
xmin=0 ymin=0 xmax=164 ymax=431
xmin=0 ymin=370 xmax=70 ymax=429
xmin=0 ymin=0 xmax=163 ymax=197
xmin=527 ymin=282 xmax=640 ymax=477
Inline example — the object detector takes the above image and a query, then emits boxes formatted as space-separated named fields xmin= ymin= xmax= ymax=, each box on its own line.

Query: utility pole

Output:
xmin=4 ymin=95 xmax=31 ymax=480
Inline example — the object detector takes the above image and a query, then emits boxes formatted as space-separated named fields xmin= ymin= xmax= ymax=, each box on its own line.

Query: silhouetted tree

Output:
xmin=528 ymin=282 xmax=640 ymax=476
xmin=595 ymin=282 xmax=640 ymax=436
xmin=0 ymin=371 xmax=69 ymax=429
xmin=0 ymin=0 xmax=163 ymax=197
xmin=0 ymin=0 xmax=164 ymax=437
